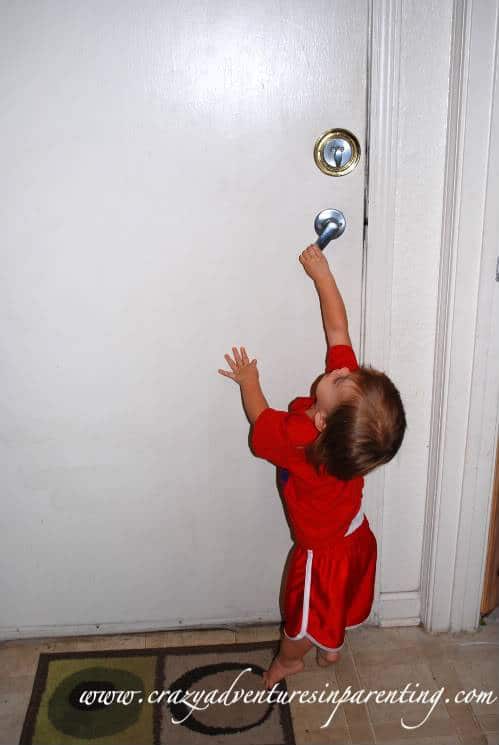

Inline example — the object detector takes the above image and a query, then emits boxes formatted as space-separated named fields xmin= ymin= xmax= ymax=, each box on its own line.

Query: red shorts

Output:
xmin=283 ymin=516 xmax=377 ymax=651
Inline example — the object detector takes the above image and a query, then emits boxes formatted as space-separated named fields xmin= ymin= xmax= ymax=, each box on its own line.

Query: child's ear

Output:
xmin=314 ymin=411 xmax=327 ymax=432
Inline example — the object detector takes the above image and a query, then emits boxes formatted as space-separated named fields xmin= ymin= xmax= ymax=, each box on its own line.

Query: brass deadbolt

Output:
xmin=313 ymin=128 xmax=361 ymax=176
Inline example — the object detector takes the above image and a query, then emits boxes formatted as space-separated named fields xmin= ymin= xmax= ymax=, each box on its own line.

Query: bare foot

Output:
xmin=262 ymin=654 xmax=304 ymax=690
xmin=316 ymin=649 xmax=341 ymax=667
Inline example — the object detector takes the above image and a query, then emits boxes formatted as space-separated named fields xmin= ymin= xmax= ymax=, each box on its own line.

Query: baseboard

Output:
xmin=0 ymin=612 xmax=286 ymax=643
xmin=377 ymin=591 xmax=421 ymax=626
xmin=0 ymin=609 xmax=382 ymax=643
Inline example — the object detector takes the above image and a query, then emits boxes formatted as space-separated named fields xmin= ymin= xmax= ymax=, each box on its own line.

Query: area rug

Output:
xmin=19 ymin=639 xmax=296 ymax=745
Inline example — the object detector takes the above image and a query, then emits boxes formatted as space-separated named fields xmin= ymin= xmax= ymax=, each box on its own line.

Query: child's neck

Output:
xmin=305 ymin=402 xmax=317 ymax=420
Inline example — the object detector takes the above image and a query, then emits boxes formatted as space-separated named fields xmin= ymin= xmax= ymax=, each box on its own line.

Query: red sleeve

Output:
xmin=326 ymin=344 xmax=359 ymax=373
xmin=250 ymin=408 xmax=295 ymax=469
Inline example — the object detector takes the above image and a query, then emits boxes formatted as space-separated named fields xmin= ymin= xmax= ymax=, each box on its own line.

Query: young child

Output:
xmin=218 ymin=244 xmax=406 ymax=690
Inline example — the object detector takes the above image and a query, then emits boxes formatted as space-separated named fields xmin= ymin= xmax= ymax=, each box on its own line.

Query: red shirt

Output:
xmin=250 ymin=345 xmax=364 ymax=549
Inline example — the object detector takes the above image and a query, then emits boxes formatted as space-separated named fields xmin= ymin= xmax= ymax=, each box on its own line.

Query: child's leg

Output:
xmin=262 ymin=635 xmax=313 ymax=689
xmin=279 ymin=635 xmax=314 ymax=664
xmin=316 ymin=647 xmax=341 ymax=666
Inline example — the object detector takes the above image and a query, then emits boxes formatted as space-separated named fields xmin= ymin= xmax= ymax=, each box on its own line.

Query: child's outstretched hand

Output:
xmin=218 ymin=346 xmax=259 ymax=386
xmin=299 ymin=243 xmax=332 ymax=282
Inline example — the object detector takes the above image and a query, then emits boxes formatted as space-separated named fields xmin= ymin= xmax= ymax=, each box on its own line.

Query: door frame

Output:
xmin=367 ymin=0 xmax=499 ymax=632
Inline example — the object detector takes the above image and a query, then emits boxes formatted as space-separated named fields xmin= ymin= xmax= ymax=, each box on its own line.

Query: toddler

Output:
xmin=218 ymin=244 xmax=406 ymax=689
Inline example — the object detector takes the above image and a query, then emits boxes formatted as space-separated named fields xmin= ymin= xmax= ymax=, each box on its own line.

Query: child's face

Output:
xmin=315 ymin=367 xmax=356 ymax=416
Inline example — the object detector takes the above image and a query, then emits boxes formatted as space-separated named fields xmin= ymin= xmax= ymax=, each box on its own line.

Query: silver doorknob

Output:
xmin=314 ymin=209 xmax=346 ymax=249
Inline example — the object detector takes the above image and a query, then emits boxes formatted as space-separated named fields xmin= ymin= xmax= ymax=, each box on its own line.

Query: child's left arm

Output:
xmin=218 ymin=346 xmax=269 ymax=424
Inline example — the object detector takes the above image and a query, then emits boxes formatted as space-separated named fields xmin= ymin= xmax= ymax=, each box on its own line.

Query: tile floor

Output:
xmin=1 ymin=621 xmax=498 ymax=745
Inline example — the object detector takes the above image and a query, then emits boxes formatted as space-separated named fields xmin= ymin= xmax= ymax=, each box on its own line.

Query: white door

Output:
xmin=1 ymin=1 xmax=368 ymax=636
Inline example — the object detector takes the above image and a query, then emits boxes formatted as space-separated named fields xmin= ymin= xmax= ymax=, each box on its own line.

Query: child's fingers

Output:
xmin=300 ymin=244 xmax=319 ymax=261
xmin=218 ymin=369 xmax=235 ymax=379
xmin=232 ymin=346 xmax=242 ymax=365
xmin=224 ymin=353 xmax=237 ymax=371
xmin=241 ymin=347 xmax=249 ymax=364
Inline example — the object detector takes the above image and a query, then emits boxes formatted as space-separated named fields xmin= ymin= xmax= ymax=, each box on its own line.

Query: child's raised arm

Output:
xmin=299 ymin=244 xmax=352 ymax=348
xmin=218 ymin=346 xmax=269 ymax=424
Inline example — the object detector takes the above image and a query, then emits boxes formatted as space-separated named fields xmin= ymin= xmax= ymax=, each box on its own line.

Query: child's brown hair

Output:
xmin=305 ymin=366 xmax=406 ymax=480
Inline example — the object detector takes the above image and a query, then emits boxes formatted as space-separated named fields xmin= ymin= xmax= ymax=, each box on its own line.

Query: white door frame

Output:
xmin=421 ymin=0 xmax=499 ymax=632
xmin=367 ymin=0 xmax=499 ymax=632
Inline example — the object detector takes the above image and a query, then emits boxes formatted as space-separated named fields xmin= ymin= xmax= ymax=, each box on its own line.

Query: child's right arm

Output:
xmin=299 ymin=244 xmax=352 ymax=347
